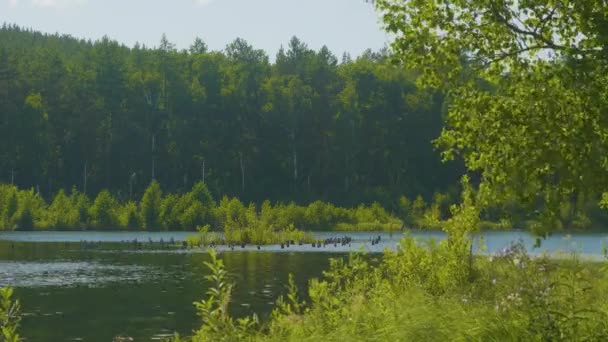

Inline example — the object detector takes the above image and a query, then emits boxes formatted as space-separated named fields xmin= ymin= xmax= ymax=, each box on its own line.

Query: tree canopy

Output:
xmin=377 ymin=0 xmax=608 ymax=232
xmin=0 ymin=24 xmax=461 ymax=208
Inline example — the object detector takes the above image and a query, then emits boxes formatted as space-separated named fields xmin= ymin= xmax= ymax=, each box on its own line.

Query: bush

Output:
xmin=14 ymin=189 xmax=46 ymax=230
xmin=47 ymin=190 xmax=80 ymax=229
xmin=171 ymin=182 xmax=216 ymax=230
xmin=0 ymin=185 xmax=18 ymax=230
xmin=118 ymin=202 xmax=140 ymax=229
xmin=140 ymin=180 xmax=163 ymax=230
xmin=70 ymin=188 xmax=91 ymax=227
xmin=89 ymin=190 xmax=118 ymax=228
xmin=160 ymin=193 xmax=180 ymax=230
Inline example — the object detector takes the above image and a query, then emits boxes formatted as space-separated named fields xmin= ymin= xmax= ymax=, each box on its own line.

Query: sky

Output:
xmin=0 ymin=0 xmax=390 ymax=59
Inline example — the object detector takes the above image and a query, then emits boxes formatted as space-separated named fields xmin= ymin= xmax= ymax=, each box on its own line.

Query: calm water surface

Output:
xmin=0 ymin=230 xmax=606 ymax=341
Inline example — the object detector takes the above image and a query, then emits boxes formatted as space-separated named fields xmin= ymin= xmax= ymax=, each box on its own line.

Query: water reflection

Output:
xmin=4 ymin=246 xmax=334 ymax=341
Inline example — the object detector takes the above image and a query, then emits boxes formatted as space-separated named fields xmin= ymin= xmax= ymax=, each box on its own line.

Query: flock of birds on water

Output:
xmin=68 ymin=235 xmax=384 ymax=251
xmin=5 ymin=235 xmax=386 ymax=251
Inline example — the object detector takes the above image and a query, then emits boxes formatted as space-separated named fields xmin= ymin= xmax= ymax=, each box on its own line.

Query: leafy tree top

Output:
xmin=377 ymin=0 xmax=608 ymax=233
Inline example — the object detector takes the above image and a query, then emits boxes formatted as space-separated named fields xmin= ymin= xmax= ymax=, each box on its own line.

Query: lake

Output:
xmin=0 ymin=230 xmax=607 ymax=341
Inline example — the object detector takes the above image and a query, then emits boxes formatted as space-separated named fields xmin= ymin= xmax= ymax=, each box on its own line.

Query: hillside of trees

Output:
xmin=0 ymin=24 xmax=461 ymax=208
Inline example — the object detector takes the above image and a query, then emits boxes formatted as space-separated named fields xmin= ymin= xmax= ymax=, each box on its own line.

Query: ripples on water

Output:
xmin=0 ymin=261 xmax=153 ymax=288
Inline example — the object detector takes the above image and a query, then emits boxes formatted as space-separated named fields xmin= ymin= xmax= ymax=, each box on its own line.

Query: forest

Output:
xmin=2 ymin=24 xmax=606 ymax=233
xmin=0 ymin=24 xmax=460 ymax=235
xmin=0 ymin=24 xmax=461 ymax=208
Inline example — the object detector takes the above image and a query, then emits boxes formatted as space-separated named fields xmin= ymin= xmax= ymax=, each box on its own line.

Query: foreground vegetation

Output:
xmin=185 ymin=241 xmax=608 ymax=341
xmin=0 ymin=287 xmax=21 ymax=342
xmin=179 ymin=182 xmax=608 ymax=341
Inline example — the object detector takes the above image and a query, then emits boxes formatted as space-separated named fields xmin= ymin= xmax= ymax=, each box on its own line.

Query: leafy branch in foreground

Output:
xmin=0 ymin=287 xmax=21 ymax=342
xmin=191 ymin=249 xmax=258 ymax=341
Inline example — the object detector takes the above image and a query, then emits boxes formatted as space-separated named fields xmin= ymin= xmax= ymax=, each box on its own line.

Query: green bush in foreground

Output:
xmin=0 ymin=287 xmax=21 ymax=342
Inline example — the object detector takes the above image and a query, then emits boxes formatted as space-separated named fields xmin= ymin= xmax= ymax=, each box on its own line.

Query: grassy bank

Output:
xmin=179 ymin=185 xmax=608 ymax=342
xmin=172 ymin=237 xmax=608 ymax=341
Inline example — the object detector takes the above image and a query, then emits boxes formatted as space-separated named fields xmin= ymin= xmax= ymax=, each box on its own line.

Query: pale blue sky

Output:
xmin=1 ymin=0 xmax=390 ymax=59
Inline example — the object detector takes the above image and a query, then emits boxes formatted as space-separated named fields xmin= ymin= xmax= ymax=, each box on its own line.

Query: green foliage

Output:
xmin=172 ymin=182 xmax=216 ymax=231
xmin=0 ymin=182 xmax=413 ymax=232
xmin=256 ymin=249 xmax=608 ymax=341
xmin=47 ymin=189 xmax=80 ymax=229
xmin=205 ymin=198 xmax=315 ymax=245
xmin=88 ymin=190 xmax=118 ymax=228
xmin=271 ymin=273 xmax=305 ymax=321
xmin=187 ymin=225 xmax=221 ymax=247
xmin=411 ymin=195 xmax=426 ymax=219
xmin=191 ymin=249 xmax=258 ymax=341
xmin=140 ymin=180 xmax=163 ymax=230
xmin=13 ymin=189 xmax=46 ymax=231
xmin=186 ymin=185 xmax=608 ymax=341
xmin=189 ymin=181 xmax=214 ymax=207
xmin=118 ymin=201 xmax=140 ymax=229
xmin=70 ymin=188 xmax=91 ymax=227
xmin=398 ymin=195 xmax=415 ymax=226
xmin=0 ymin=25 xmax=459 ymax=209
xmin=376 ymin=0 xmax=608 ymax=233
xmin=0 ymin=185 xmax=18 ymax=229
xmin=476 ymin=247 xmax=608 ymax=340
xmin=0 ymin=287 xmax=21 ymax=342
xmin=160 ymin=194 xmax=180 ymax=230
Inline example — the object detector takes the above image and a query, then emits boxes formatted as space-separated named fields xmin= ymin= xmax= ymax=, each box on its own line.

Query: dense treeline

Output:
xmin=1 ymin=178 xmax=606 ymax=232
xmin=0 ymin=24 xmax=461 ymax=208
xmin=0 ymin=181 xmax=411 ymax=232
